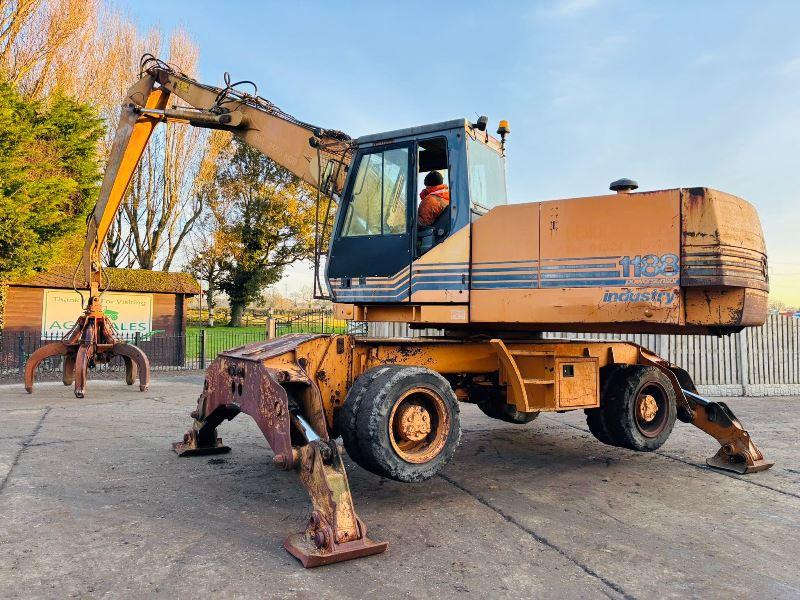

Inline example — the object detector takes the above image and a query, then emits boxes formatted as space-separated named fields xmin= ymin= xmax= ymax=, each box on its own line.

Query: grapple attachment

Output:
xmin=25 ymin=303 xmax=150 ymax=398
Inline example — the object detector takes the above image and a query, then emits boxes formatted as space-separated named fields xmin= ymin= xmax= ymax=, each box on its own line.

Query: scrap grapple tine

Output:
xmin=112 ymin=342 xmax=150 ymax=391
xmin=25 ymin=341 xmax=69 ymax=393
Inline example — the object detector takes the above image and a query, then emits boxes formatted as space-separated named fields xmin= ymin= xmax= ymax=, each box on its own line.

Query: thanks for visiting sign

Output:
xmin=41 ymin=289 xmax=153 ymax=339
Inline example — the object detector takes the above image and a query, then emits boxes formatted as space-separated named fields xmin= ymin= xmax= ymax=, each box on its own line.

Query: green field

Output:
xmin=185 ymin=322 xmax=348 ymax=360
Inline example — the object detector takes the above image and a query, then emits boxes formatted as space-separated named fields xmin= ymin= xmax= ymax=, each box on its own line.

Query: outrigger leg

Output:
xmin=172 ymin=340 xmax=387 ymax=567
xmin=639 ymin=348 xmax=773 ymax=474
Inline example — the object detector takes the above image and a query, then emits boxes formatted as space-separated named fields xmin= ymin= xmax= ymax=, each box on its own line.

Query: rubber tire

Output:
xmin=355 ymin=366 xmax=461 ymax=482
xmin=585 ymin=364 xmax=625 ymax=446
xmin=477 ymin=394 xmax=539 ymax=424
xmin=336 ymin=365 xmax=403 ymax=471
xmin=603 ymin=365 xmax=677 ymax=452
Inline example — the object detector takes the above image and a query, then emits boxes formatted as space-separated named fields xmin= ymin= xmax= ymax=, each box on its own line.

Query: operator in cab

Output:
xmin=418 ymin=171 xmax=450 ymax=227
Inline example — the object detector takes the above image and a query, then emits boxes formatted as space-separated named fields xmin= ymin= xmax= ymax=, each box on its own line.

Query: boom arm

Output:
xmin=83 ymin=56 xmax=353 ymax=289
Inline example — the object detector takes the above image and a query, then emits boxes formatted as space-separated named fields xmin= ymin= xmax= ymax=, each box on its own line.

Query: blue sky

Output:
xmin=117 ymin=0 xmax=800 ymax=303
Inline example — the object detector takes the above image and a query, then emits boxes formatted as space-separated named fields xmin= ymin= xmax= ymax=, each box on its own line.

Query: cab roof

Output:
xmin=356 ymin=118 xmax=469 ymax=145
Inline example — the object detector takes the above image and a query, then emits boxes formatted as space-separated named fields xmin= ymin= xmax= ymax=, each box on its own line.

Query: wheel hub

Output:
xmin=637 ymin=394 xmax=658 ymax=423
xmin=388 ymin=387 xmax=450 ymax=464
xmin=395 ymin=403 xmax=431 ymax=442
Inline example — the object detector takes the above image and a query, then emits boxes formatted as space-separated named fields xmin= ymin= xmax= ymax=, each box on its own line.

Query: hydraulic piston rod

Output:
xmin=132 ymin=105 xmax=246 ymax=127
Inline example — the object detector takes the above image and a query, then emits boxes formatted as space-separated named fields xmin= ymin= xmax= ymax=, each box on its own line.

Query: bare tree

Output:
xmin=121 ymin=34 xmax=227 ymax=271
xmin=0 ymin=0 xmax=100 ymax=99
xmin=186 ymin=224 xmax=228 ymax=326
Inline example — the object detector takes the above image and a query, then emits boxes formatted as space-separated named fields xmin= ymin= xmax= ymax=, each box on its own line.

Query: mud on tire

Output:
xmin=336 ymin=365 xmax=402 ymax=472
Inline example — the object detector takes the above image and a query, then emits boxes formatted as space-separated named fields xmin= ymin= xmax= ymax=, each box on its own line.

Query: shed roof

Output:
xmin=10 ymin=265 xmax=200 ymax=295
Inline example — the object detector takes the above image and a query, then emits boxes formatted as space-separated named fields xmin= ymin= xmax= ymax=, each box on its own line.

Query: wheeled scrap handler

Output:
xmin=28 ymin=56 xmax=773 ymax=567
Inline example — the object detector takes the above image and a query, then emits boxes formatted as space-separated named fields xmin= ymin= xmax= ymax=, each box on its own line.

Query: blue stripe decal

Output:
xmin=472 ymin=275 xmax=537 ymax=283
xmin=331 ymin=256 xmax=676 ymax=299
xmin=411 ymin=282 xmax=468 ymax=292
xmin=413 ymin=262 xmax=469 ymax=268
xmin=411 ymin=270 xmax=467 ymax=277
xmin=334 ymin=277 xmax=410 ymax=291
xmin=540 ymin=279 xmax=627 ymax=287
xmin=539 ymin=263 xmax=617 ymax=270
xmin=541 ymin=271 xmax=621 ymax=280
xmin=473 ymin=281 xmax=538 ymax=289
xmin=472 ymin=266 xmax=539 ymax=273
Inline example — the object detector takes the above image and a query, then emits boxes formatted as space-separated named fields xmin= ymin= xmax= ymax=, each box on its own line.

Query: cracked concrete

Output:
xmin=0 ymin=376 xmax=798 ymax=599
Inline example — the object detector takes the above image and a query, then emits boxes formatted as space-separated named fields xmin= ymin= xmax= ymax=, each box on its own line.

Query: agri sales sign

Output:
xmin=41 ymin=289 xmax=153 ymax=339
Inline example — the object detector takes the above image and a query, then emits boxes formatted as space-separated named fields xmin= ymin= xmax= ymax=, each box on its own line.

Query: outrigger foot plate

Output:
xmin=172 ymin=434 xmax=230 ymax=457
xmin=284 ymin=529 xmax=388 ymax=568
xmin=706 ymin=448 xmax=774 ymax=474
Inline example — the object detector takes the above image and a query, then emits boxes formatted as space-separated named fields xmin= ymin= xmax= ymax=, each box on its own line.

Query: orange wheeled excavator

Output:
xmin=26 ymin=56 xmax=772 ymax=567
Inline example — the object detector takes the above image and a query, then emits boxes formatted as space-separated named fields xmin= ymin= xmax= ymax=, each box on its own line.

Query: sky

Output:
xmin=117 ymin=0 xmax=800 ymax=305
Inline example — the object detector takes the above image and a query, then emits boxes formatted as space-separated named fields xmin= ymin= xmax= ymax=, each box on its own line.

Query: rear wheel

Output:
xmin=354 ymin=366 xmax=461 ymax=482
xmin=602 ymin=365 xmax=677 ymax=451
xmin=475 ymin=386 xmax=539 ymax=424
xmin=585 ymin=364 xmax=624 ymax=446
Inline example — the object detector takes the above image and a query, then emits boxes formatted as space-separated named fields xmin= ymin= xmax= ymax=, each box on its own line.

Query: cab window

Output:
xmin=341 ymin=147 xmax=409 ymax=237
xmin=467 ymin=138 xmax=507 ymax=210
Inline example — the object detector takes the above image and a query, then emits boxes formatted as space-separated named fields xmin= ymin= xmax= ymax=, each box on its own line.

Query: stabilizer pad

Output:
xmin=172 ymin=437 xmax=231 ymax=457
xmin=284 ymin=532 xmax=388 ymax=568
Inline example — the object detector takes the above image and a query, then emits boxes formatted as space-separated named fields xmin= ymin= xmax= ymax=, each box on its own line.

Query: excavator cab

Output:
xmin=326 ymin=118 xmax=507 ymax=301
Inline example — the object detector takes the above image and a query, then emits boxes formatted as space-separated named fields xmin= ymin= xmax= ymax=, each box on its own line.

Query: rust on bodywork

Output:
xmin=681 ymin=188 xmax=769 ymax=329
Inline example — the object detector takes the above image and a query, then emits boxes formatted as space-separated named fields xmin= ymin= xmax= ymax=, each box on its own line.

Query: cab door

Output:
xmin=327 ymin=143 xmax=413 ymax=302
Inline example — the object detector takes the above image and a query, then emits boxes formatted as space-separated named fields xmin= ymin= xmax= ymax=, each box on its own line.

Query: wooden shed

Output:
xmin=1 ymin=266 xmax=199 ymax=369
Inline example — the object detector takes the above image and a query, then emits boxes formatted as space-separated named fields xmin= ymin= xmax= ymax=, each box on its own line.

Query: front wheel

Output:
xmin=354 ymin=366 xmax=461 ymax=482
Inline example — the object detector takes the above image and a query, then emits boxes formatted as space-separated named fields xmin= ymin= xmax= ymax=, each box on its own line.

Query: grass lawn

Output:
xmin=185 ymin=325 xmax=267 ymax=360
xmin=184 ymin=322 xmax=348 ymax=360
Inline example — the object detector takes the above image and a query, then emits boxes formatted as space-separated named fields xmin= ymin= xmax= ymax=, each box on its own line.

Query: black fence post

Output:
xmin=17 ymin=332 xmax=25 ymax=373
xmin=134 ymin=332 xmax=140 ymax=346
xmin=199 ymin=329 xmax=206 ymax=370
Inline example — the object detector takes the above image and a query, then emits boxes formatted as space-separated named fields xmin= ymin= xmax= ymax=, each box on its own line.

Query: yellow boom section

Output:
xmin=82 ymin=58 xmax=352 ymax=287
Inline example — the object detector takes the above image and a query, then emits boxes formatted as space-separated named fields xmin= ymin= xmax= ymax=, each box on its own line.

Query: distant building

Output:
xmin=2 ymin=266 xmax=199 ymax=368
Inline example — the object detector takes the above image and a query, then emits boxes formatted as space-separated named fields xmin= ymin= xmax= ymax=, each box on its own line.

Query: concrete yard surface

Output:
xmin=0 ymin=377 xmax=798 ymax=599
